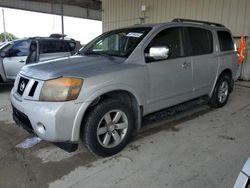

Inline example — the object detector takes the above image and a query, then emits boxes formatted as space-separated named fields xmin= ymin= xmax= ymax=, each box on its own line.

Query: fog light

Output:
xmin=37 ymin=122 xmax=46 ymax=134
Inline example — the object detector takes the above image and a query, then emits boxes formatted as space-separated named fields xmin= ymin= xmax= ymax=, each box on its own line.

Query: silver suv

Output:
xmin=11 ymin=19 xmax=238 ymax=156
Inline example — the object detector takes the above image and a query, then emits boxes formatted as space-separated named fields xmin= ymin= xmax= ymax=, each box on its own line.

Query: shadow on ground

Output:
xmin=0 ymin=82 xmax=14 ymax=92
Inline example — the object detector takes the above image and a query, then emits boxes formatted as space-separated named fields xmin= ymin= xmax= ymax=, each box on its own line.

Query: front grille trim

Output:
xmin=17 ymin=77 xmax=29 ymax=96
xmin=29 ymin=81 xmax=38 ymax=97
xmin=15 ymin=75 xmax=41 ymax=100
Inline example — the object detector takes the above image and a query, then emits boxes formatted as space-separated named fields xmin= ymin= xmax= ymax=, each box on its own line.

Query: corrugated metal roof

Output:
xmin=0 ymin=0 xmax=102 ymax=20
xmin=102 ymin=0 xmax=250 ymax=36
xmin=24 ymin=0 xmax=101 ymax=10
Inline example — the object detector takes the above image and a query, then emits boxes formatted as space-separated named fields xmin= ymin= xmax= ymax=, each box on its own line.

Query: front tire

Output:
xmin=209 ymin=74 xmax=231 ymax=108
xmin=83 ymin=99 xmax=134 ymax=157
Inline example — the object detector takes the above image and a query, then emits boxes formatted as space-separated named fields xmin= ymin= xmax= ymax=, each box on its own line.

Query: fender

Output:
xmin=209 ymin=67 xmax=233 ymax=98
xmin=70 ymin=84 xmax=146 ymax=142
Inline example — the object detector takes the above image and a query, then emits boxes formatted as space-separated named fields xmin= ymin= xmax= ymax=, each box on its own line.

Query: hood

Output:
xmin=20 ymin=55 xmax=126 ymax=80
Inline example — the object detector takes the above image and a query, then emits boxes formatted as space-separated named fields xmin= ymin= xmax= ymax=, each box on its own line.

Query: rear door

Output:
xmin=145 ymin=27 xmax=193 ymax=113
xmin=186 ymin=27 xmax=217 ymax=96
xmin=3 ymin=40 xmax=30 ymax=80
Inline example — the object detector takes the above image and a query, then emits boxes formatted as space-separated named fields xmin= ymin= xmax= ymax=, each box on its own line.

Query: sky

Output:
xmin=0 ymin=7 xmax=102 ymax=44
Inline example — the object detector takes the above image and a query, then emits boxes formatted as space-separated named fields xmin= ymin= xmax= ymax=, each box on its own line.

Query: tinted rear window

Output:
xmin=67 ymin=41 xmax=76 ymax=51
xmin=187 ymin=27 xmax=213 ymax=56
xmin=39 ymin=40 xmax=68 ymax=54
xmin=217 ymin=31 xmax=234 ymax=51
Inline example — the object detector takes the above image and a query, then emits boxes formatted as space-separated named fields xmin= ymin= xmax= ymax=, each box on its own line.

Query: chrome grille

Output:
xmin=17 ymin=77 xmax=29 ymax=96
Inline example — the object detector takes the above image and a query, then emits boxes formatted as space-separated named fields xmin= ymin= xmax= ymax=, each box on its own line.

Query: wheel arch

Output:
xmin=210 ymin=68 xmax=233 ymax=97
xmin=71 ymin=89 xmax=143 ymax=142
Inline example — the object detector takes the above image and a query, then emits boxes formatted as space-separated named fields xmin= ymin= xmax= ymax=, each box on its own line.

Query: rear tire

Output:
xmin=82 ymin=99 xmax=134 ymax=157
xmin=209 ymin=74 xmax=231 ymax=108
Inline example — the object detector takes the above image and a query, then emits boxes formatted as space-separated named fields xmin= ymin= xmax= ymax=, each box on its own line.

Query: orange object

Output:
xmin=238 ymin=36 xmax=247 ymax=64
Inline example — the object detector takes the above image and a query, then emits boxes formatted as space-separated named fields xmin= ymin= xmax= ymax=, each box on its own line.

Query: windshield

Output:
xmin=0 ymin=42 xmax=7 ymax=48
xmin=81 ymin=27 xmax=151 ymax=58
xmin=0 ymin=42 xmax=12 ymax=51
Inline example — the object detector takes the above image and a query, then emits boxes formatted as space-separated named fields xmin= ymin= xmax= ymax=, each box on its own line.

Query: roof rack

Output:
xmin=172 ymin=18 xmax=225 ymax=27
xmin=28 ymin=34 xmax=75 ymax=41
xmin=49 ymin=33 xmax=67 ymax=39
xmin=28 ymin=37 xmax=51 ymax=40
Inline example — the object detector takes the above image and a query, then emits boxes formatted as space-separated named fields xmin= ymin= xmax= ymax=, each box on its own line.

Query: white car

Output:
xmin=0 ymin=36 xmax=81 ymax=82
xmin=234 ymin=158 xmax=250 ymax=188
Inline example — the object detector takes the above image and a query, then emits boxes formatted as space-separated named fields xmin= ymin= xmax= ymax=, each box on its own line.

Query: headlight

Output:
xmin=39 ymin=77 xmax=83 ymax=102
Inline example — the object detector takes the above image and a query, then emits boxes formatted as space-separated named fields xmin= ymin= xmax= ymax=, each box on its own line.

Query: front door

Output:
xmin=145 ymin=27 xmax=193 ymax=113
xmin=3 ymin=40 xmax=30 ymax=80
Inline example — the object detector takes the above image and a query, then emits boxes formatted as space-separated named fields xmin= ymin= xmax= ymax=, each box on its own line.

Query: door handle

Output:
xmin=182 ymin=62 xmax=191 ymax=68
xmin=19 ymin=60 xmax=25 ymax=63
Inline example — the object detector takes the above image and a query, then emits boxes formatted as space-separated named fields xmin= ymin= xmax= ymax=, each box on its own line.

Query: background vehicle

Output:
xmin=11 ymin=19 xmax=238 ymax=157
xmin=0 ymin=35 xmax=81 ymax=82
xmin=0 ymin=41 xmax=9 ymax=48
xmin=234 ymin=158 xmax=250 ymax=188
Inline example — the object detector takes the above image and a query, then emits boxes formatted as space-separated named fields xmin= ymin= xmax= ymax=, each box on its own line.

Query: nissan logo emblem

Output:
xmin=20 ymin=81 xmax=26 ymax=92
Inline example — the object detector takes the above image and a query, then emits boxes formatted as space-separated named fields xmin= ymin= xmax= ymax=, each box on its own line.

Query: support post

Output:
xmin=2 ymin=9 xmax=7 ymax=42
xmin=60 ymin=1 xmax=64 ymax=37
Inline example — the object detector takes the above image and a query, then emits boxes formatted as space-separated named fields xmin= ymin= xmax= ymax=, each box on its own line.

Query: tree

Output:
xmin=0 ymin=32 xmax=18 ymax=42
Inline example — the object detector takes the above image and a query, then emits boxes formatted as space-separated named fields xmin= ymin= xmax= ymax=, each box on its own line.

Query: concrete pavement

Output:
xmin=0 ymin=81 xmax=250 ymax=188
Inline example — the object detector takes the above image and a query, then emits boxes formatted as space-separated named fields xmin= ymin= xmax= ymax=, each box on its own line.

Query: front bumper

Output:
xmin=12 ymin=105 xmax=34 ymax=134
xmin=11 ymin=89 xmax=83 ymax=142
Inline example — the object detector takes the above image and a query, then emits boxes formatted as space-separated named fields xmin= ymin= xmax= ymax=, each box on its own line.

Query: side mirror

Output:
xmin=0 ymin=51 xmax=7 ymax=58
xmin=149 ymin=46 xmax=169 ymax=60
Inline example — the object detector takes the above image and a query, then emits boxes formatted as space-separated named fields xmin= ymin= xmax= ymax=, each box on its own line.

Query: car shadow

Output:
xmin=133 ymin=97 xmax=213 ymax=140
xmin=0 ymin=82 xmax=14 ymax=92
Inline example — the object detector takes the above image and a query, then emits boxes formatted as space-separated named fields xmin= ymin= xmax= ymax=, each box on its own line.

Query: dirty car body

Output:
xmin=11 ymin=19 xmax=238 ymax=156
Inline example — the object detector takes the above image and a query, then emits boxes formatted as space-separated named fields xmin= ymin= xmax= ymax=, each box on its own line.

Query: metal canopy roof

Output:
xmin=0 ymin=0 xmax=102 ymax=20
xmin=26 ymin=0 xmax=101 ymax=10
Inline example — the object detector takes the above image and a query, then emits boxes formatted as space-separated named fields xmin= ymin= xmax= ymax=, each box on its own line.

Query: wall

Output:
xmin=102 ymin=0 xmax=250 ymax=80
xmin=102 ymin=0 xmax=250 ymax=35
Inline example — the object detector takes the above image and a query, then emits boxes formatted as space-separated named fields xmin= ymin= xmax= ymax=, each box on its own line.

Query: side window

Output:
xmin=52 ymin=41 xmax=68 ymax=52
xmin=67 ymin=41 xmax=76 ymax=51
xmin=39 ymin=40 xmax=68 ymax=54
xmin=145 ymin=27 xmax=184 ymax=61
xmin=8 ymin=40 xmax=30 ymax=57
xmin=187 ymin=27 xmax=213 ymax=56
xmin=217 ymin=31 xmax=234 ymax=51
